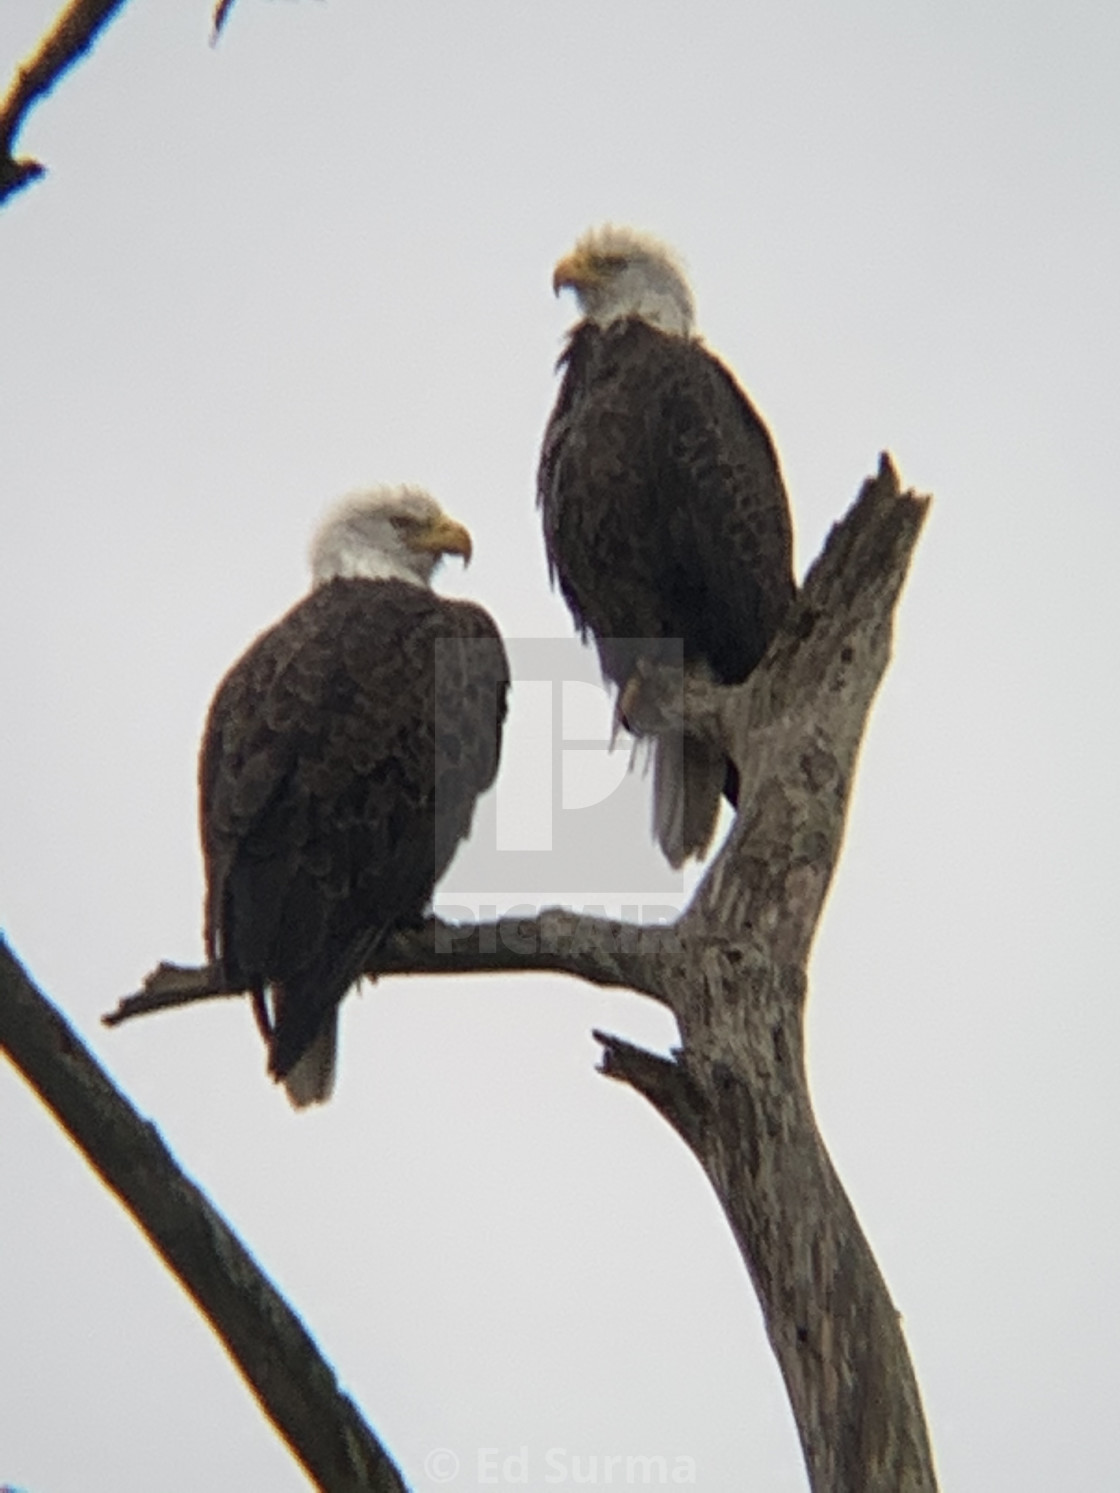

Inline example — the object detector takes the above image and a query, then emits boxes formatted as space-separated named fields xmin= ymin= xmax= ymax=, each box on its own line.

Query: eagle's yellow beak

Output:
xmin=552 ymin=249 xmax=604 ymax=296
xmin=414 ymin=513 xmax=473 ymax=565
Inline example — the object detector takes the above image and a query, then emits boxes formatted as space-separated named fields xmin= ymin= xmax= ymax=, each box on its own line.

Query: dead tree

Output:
xmin=3 ymin=455 xmax=936 ymax=1491
xmin=3 ymin=6 xmax=936 ymax=1488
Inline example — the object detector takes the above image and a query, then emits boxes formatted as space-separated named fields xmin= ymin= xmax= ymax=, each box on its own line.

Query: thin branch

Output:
xmin=102 ymin=958 xmax=233 ymax=1024
xmin=103 ymin=911 xmax=684 ymax=1029
xmin=0 ymin=937 xmax=409 ymax=1493
xmin=372 ymin=909 xmax=681 ymax=994
xmin=593 ymin=1030 xmax=708 ymax=1152
xmin=0 ymin=0 xmax=131 ymax=204
xmin=212 ymin=0 xmax=239 ymax=42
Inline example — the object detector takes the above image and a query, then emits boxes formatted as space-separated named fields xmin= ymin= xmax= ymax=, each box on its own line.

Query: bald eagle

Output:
xmin=200 ymin=487 xmax=509 ymax=1106
xmin=539 ymin=226 xmax=795 ymax=866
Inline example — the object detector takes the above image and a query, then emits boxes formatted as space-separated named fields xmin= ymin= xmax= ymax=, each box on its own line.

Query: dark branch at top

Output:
xmin=1 ymin=0 xmax=130 ymax=204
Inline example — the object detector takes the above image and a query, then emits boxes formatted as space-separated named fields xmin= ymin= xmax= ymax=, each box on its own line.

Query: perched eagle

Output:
xmin=200 ymin=487 xmax=509 ymax=1106
xmin=539 ymin=225 xmax=795 ymax=866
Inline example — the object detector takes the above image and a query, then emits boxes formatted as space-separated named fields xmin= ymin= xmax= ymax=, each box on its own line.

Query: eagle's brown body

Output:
xmin=200 ymin=574 xmax=508 ymax=1097
xmin=540 ymin=304 xmax=795 ymax=863
xmin=540 ymin=316 xmax=794 ymax=691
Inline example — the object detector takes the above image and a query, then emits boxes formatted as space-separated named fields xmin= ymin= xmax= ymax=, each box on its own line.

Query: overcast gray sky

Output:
xmin=2 ymin=1 xmax=1119 ymax=1489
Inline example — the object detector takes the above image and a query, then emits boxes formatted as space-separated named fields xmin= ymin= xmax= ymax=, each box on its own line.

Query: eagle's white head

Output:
xmin=309 ymin=485 xmax=473 ymax=589
xmin=552 ymin=225 xmax=695 ymax=338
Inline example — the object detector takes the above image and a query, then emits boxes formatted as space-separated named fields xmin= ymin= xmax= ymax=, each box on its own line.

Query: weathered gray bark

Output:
xmin=600 ymin=454 xmax=937 ymax=1490
xmin=98 ymin=454 xmax=937 ymax=1492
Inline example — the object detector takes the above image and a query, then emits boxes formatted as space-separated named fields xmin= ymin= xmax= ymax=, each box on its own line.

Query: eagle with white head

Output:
xmin=539 ymin=225 xmax=796 ymax=866
xmin=200 ymin=486 xmax=509 ymax=1105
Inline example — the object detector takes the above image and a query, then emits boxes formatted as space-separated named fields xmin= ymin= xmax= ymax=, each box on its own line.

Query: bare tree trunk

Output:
xmin=590 ymin=454 xmax=937 ymax=1491
xmin=9 ymin=456 xmax=936 ymax=1492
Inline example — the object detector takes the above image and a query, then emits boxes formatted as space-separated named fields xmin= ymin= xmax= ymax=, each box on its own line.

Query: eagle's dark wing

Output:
xmin=200 ymin=576 xmax=508 ymax=1082
xmin=661 ymin=336 xmax=795 ymax=681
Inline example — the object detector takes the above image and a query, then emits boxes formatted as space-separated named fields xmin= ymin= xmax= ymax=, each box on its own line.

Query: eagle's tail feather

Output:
xmin=278 ymin=1004 xmax=339 ymax=1109
xmin=264 ymin=927 xmax=386 ymax=1107
xmin=653 ymin=733 xmax=725 ymax=868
